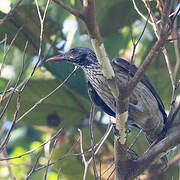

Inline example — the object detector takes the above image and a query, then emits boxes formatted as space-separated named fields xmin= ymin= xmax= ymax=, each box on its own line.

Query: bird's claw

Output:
xmin=112 ymin=123 xmax=119 ymax=136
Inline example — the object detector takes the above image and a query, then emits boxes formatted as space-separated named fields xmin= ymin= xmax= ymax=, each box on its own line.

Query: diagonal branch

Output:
xmin=53 ymin=0 xmax=84 ymax=19
xmin=126 ymin=0 xmax=172 ymax=98
xmin=132 ymin=126 xmax=180 ymax=179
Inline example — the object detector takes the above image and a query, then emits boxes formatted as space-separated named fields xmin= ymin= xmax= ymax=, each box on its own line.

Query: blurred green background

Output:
xmin=0 ymin=0 xmax=179 ymax=179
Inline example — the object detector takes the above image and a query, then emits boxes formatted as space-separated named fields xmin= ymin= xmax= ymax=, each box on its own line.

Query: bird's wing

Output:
xmin=87 ymin=81 xmax=115 ymax=117
xmin=112 ymin=58 xmax=167 ymax=123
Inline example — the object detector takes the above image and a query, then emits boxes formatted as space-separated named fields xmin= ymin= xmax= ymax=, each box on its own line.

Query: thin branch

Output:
xmin=0 ymin=26 xmax=23 ymax=76
xmin=0 ymin=0 xmax=23 ymax=25
xmin=173 ymin=3 xmax=180 ymax=78
xmin=0 ymin=26 xmax=24 ymax=121
xmin=140 ymin=152 xmax=180 ymax=179
xmin=99 ymin=157 xmax=102 ymax=180
xmin=44 ymin=140 xmax=57 ymax=180
xmin=78 ymin=129 xmax=89 ymax=180
xmin=0 ymin=34 xmax=7 ymax=75
xmin=129 ymin=13 xmax=150 ymax=78
xmin=25 ymin=150 xmax=43 ymax=180
xmin=127 ymin=0 xmax=172 ymax=96
xmin=34 ymin=136 xmax=80 ymax=173
xmin=106 ymin=167 xmax=115 ymax=180
xmin=20 ymin=0 xmax=51 ymax=92
xmin=93 ymin=124 xmax=113 ymax=155
xmin=89 ymin=104 xmax=99 ymax=179
xmin=53 ymin=0 xmax=84 ymax=19
xmin=0 ymin=89 xmax=22 ymax=152
xmin=132 ymin=0 xmax=153 ymax=26
xmin=0 ymin=41 xmax=28 ymax=152
xmin=163 ymin=48 xmax=176 ymax=88
xmin=142 ymin=0 xmax=159 ymax=37
xmin=0 ymin=128 xmax=62 ymax=161
xmin=0 ymin=80 xmax=11 ymax=107
xmin=127 ymin=129 xmax=143 ymax=152
xmin=130 ymin=126 xmax=180 ymax=179
xmin=1 ymin=149 xmax=16 ymax=180
xmin=78 ymin=123 xmax=113 ymax=180
xmin=16 ymin=66 xmax=78 ymax=123
xmin=56 ymin=168 xmax=61 ymax=180
xmin=101 ymin=161 xmax=115 ymax=177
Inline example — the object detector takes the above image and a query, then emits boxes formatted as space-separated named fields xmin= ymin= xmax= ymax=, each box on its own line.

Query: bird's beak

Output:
xmin=46 ymin=54 xmax=67 ymax=62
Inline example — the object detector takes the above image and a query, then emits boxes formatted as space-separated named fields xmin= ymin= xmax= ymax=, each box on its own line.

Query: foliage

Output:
xmin=0 ymin=0 xmax=179 ymax=179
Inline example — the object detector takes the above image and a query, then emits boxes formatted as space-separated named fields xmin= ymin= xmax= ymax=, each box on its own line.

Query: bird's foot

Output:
xmin=112 ymin=123 xmax=119 ymax=136
xmin=112 ymin=123 xmax=131 ymax=136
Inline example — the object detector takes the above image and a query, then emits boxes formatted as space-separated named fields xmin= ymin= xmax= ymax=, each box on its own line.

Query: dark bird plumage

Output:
xmin=47 ymin=47 xmax=167 ymax=145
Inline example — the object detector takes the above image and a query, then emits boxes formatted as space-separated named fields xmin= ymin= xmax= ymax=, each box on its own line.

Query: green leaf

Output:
xmin=146 ymin=42 xmax=180 ymax=109
xmin=4 ymin=79 xmax=90 ymax=129
xmin=104 ymin=30 xmax=131 ymax=59
xmin=0 ymin=5 xmax=60 ymax=55
xmin=44 ymin=61 xmax=89 ymax=99
xmin=76 ymin=0 xmax=140 ymax=37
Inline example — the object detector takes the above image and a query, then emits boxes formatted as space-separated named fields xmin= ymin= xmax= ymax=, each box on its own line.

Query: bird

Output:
xmin=46 ymin=47 xmax=167 ymax=145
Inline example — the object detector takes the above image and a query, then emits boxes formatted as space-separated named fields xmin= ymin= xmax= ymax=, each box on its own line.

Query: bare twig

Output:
xmin=132 ymin=0 xmax=153 ymax=26
xmin=0 ymin=80 xmax=11 ymax=107
xmin=167 ymin=81 xmax=180 ymax=123
xmin=99 ymin=157 xmax=102 ymax=180
xmin=20 ymin=0 xmax=51 ymax=92
xmin=0 ymin=128 xmax=62 ymax=161
xmin=0 ymin=41 xmax=28 ymax=151
xmin=174 ymin=38 xmax=180 ymax=78
xmin=16 ymin=66 xmax=78 ymax=123
xmin=57 ymin=168 xmax=61 ymax=180
xmin=0 ymin=27 xmax=24 ymax=121
xmin=139 ymin=151 xmax=180 ymax=179
xmin=132 ymin=127 xmax=180 ymax=178
xmin=93 ymin=124 xmax=113 ymax=153
xmin=126 ymin=0 xmax=172 ymax=100
xmin=0 ymin=26 xmax=23 ymax=76
xmin=78 ymin=123 xmax=113 ymax=180
xmin=142 ymin=0 xmax=159 ymax=37
xmin=173 ymin=2 xmax=180 ymax=78
xmin=127 ymin=129 xmax=143 ymax=152
xmin=0 ymin=34 xmax=7 ymax=75
xmin=89 ymin=104 xmax=99 ymax=179
xmin=34 ymin=135 xmax=80 ymax=173
xmin=44 ymin=140 xmax=57 ymax=180
xmin=53 ymin=0 xmax=84 ymax=19
xmin=1 ymin=149 xmax=16 ymax=180
xmin=129 ymin=13 xmax=150 ymax=80
xmin=101 ymin=161 xmax=115 ymax=177
xmin=106 ymin=167 xmax=115 ymax=180
xmin=25 ymin=150 xmax=43 ymax=180
xmin=163 ymin=48 xmax=175 ymax=88
xmin=0 ymin=0 xmax=23 ymax=25
xmin=78 ymin=129 xmax=89 ymax=180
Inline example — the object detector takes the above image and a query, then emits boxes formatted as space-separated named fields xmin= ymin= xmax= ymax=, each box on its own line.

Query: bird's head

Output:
xmin=47 ymin=47 xmax=98 ymax=68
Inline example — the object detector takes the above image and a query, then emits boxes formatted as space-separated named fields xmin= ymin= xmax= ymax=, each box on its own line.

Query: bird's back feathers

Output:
xmin=112 ymin=58 xmax=167 ymax=124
